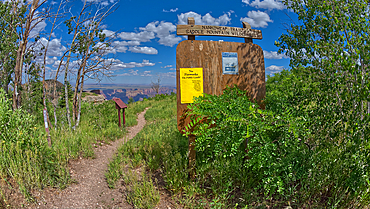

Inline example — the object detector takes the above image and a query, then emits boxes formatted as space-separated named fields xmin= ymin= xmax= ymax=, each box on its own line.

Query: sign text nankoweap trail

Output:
xmin=176 ymin=17 xmax=266 ymax=176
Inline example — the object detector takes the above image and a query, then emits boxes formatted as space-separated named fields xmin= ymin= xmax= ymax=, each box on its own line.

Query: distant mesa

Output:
xmin=43 ymin=79 xmax=64 ymax=102
xmin=85 ymin=85 xmax=177 ymax=103
xmin=82 ymin=94 xmax=106 ymax=103
xmin=90 ymin=89 xmax=102 ymax=95
xmin=37 ymin=81 xmax=177 ymax=104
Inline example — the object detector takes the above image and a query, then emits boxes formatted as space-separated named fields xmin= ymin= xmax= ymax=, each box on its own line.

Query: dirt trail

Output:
xmin=35 ymin=108 xmax=149 ymax=209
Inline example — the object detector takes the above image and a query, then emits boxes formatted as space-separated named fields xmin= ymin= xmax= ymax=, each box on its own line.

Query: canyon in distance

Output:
xmin=83 ymin=83 xmax=177 ymax=103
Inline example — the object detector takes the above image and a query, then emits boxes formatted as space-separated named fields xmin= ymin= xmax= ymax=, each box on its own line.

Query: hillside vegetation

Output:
xmin=1 ymin=0 xmax=370 ymax=208
xmin=107 ymin=85 xmax=370 ymax=208
xmin=0 ymin=90 xmax=155 ymax=205
xmin=104 ymin=0 xmax=370 ymax=206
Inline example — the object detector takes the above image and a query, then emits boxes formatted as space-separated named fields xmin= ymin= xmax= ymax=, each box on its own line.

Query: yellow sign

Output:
xmin=180 ymin=68 xmax=203 ymax=103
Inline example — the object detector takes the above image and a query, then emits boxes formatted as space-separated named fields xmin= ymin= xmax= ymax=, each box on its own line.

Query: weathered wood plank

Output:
xmin=242 ymin=22 xmax=253 ymax=43
xmin=176 ymin=40 xmax=266 ymax=132
xmin=187 ymin=17 xmax=195 ymax=40
xmin=177 ymin=24 xmax=263 ymax=39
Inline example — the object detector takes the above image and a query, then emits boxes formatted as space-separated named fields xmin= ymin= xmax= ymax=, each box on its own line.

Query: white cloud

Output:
xmin=157 ymin=34 xmax=182 ymax=46
xmin=116 ymin=69 xmax=153 ymax=77
xmin=136 ymin=59 xmax=156 ymax=67
xmin=263 ymin=50 xmax=289 ymax=59
xmin=140 ymin=21 xmax=182 ymax=47
xmin=109 ymin=59 xmax=155 ymax=71
xmin=113 ymin=40 xmax=141 ymax=52
xmin=53 ymin=60 xmax=66 ymax=68
xmin=96 ymin=40 xmax=142 ymax=54
xmin=116 ymin=72 xmax=130 ymax=76
xmin=128 ymin=46 xmax=158 ymax=54
xmin=266 ymin=65 xmax=284 ymax=75
xmin=162 ymin=65 xmax=176 ymax=70
xmin=177 ymin=11 xmax=232 ymax=26
xmin=141 ymin=70 xmax=152 ymax=76
xmin=30 ymin=20 xmax=47 ymax=38
xmin=129 ymin=69 xmax=138 ymax=76
xmin=118 ymin=20 xmax=182 ymax=47
xmin=102 ymin=29 xmax=116 ymax=38
xmin=118 ymin=31 xmax=155 ymax=42
xmin=243 ymin=0 xmax=286 ymax=10
xmin=34 ymin=56 xmax=55 ymax=67
xmin=94 ymin=42 xmax=116 ymax=54
xmin=111 ymin=41 xmax=128 ymax=53
xmin=34 ymin=38 xmax=67 ymax=57
xmin=163 ymin=8 xmax=178 ymax=12
xmin=159 ymin=72 xmax=176 ymax=78
xmin=240 ymin=10 xmax=273 ymax=28
xmin=84 ymin=0 xmax=116 ymax=5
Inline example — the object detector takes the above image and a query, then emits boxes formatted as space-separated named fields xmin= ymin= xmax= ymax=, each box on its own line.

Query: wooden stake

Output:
xmin=123 ymin=108 xmax=126 ymax=126
xmin=118 ymin=108 xmax=121 ymax=127
xmin=187 ymin=17 xmax=195 ymax=40
xmin=242 ymin=22 xmax=253 ymax=44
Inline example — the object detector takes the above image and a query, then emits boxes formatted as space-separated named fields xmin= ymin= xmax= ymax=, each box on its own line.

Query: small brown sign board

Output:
xmin=113 ymin=98 xmax=127 ymax=127
xmin=113 ymin=98 xmax=128 ymax=109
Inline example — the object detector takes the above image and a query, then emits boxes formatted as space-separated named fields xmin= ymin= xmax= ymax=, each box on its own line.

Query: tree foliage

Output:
xmin=0 ymin=1 xmax=26 ymax=97
xmin=277 ymin=0 xmax=370 ymax=141
xmin=57 ymin=0 xmax=117 ymax=128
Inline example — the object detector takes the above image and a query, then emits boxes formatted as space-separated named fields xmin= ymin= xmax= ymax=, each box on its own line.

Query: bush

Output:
xmin=185 ymin=87 xmax=310 ymax=201
xmin=0 ymin=89 xmax=69 ymax=200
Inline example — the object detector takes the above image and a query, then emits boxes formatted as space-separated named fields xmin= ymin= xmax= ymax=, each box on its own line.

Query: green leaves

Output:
xmin=0 ymin=1 xmax=26 ymax=93
xmin=0 ymin=89 xmax=44 ymax=152
xmin=183 ymin=86 xmax=310 ymax=198
xmin=271 ymin=0 xmax=370 ymax=205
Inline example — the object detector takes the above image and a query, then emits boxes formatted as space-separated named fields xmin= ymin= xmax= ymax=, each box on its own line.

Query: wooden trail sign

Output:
xmin=176 ymin=17 xmax=266 ymax=177
xmin=113 ymin=98 xmax=128 ymax=127
xmin=177 ymin=24 xmax=262 ymax=39
xmin=176 ymin=40 xmax=266 ymax=130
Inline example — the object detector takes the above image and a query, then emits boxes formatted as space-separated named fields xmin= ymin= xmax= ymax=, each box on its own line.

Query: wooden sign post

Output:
xmin=113 ymin=98 xmax=128 ymax=127
xmin=176 ymin=17 xmax=266 ymax=177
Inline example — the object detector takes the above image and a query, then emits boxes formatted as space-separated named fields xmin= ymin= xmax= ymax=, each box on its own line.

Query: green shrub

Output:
xmin=266 ymin=67 xmax=370 ymax=207
xmin=108 ymin=87 xmax=370 ymax=207
xmin=0 ymin=89 xmax=69 ymax=200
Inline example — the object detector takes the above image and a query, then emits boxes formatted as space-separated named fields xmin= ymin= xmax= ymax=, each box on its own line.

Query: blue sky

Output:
xmin=35 ymin=0 xmax=297 ymax=86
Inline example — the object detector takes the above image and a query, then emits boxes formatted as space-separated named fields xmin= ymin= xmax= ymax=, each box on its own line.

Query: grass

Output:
xmin=5 ymin=88 xmax=364 ymax=208
xmin=106 ymin=94 xmax=208 ymax=208
xmin=0 ymin=184 xmax=6 ymax=209
xmin=106 ymin=95 xmax=178 ymax=190
xmin=108 ymin=92 xmax=370 ymax=208
xmin=126 ymin=169 xmax=160 ymax=209
xmin=0 ymin=90 xmax=154 ymax=204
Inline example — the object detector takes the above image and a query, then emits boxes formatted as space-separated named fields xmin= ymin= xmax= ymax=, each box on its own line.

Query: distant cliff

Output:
xmin=89 ymin=86 xmax=176 ymax=103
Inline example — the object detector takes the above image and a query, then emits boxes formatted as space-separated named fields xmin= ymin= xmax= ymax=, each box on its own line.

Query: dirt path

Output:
xmin=35 ymin=108 xmax=149 ymax=209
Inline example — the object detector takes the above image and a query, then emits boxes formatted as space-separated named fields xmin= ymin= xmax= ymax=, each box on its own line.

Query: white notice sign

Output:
xmin=222 ymin=52 xmax=238 ymax=75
